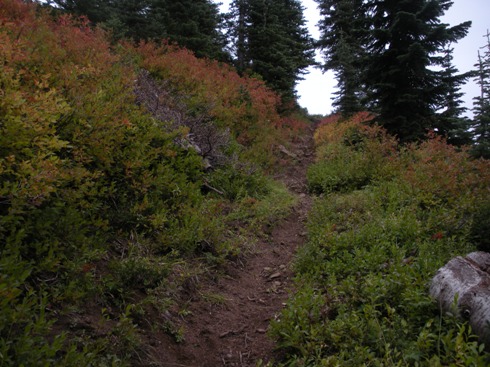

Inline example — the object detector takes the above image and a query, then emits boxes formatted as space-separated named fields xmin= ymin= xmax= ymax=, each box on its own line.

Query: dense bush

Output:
xmin=307 ymin=112 xmax=397 ymax=194
xmin=271 ymin=115 xmax=490 ymax=366
xmin=0 ymin=0 xmax=297 ymax=364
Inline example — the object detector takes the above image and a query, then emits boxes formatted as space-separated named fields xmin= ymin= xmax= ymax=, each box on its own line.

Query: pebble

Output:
xmin=269 ymin=272 xmax=281 ymax=279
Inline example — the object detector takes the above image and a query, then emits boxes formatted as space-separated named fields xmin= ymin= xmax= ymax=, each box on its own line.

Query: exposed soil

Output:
xmin=150 ymin=124 xmax=316 ymax=367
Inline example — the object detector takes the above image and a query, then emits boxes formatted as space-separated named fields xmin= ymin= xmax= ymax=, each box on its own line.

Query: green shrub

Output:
xmin=272 ymin=121 xmax=490 ymax=366
xmin=206 ymin=164 xmax=271 ymax=201
xmin=308 ymin=120 xmax=397 ymax=195
xmin=307 ymin=147 xmax=373 ymax=194
xmin=469 ymin=200 xmax=490 ymax=252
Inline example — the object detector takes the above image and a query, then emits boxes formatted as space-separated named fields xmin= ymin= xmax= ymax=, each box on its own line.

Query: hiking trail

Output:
xmin=153 ymin=124 xmax=316 ymax=367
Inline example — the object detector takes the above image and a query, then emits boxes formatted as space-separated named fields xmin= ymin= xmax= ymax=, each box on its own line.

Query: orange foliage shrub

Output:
xmin=308 ymin=111 xmax=397 ymax=193
xmin=314 ymin=111 xmax=377 ymax=146
xmin=402 ymin=134 xmax=490 ymax=210
xmin=0 ymin=0 xmax=304 ymax=363
xmin=278 ymin=115 xmax=310 ymax=140
xmin=135 ymin=41 xmax=280 ymax=124
xmin=131 ymin=41 xmax=286 ymax=165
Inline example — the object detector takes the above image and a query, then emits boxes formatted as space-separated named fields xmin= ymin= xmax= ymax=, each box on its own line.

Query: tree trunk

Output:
xmin=430 ymin=251 xmax=490 ymax=346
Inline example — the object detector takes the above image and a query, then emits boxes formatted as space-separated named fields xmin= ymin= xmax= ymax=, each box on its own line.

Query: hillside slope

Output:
xmin=271 ymin=113 xmax=490 ymax=366
xmin=0 ymin=1 xmax=309 ymax=365
xmin=2 ymin=1 xmax=490 ymax=366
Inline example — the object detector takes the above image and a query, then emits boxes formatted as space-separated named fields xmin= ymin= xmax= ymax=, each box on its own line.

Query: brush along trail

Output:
xmin=151 ymin=124 xmax=316 ymax=367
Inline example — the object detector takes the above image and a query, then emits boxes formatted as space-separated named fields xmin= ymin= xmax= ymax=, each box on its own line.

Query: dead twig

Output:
xmin=202 ymin=182 xmax=225 ymax=196
xmin=219 ymin=325 xmax=246 ymax=338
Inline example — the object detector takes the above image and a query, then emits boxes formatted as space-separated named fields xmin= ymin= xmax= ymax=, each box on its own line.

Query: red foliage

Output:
xmin=318 ymin=111 xmax=376 ymax=128
xmin=431 ymin=232 xmax=444 ymax=240
xmin=318 ymin=113 xmax=342 ymax=127
xmin=130 ymin=41 xmax=288 ymax=165
xmin=135 ymin=41 xmax=281 ymax=127
xmin=314 ymin=111 xmax=386 ymax=147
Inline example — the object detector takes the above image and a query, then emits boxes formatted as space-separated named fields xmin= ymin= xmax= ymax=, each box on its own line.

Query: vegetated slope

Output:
xmin=0 ymin=1 xmax=309 ymax=365
xmin=270 ymin=113 xmax=490 ymax=366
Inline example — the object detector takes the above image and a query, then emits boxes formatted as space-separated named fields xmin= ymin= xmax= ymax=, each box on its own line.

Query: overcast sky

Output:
xmin=217 ymin=0 xmax=490 ymax=117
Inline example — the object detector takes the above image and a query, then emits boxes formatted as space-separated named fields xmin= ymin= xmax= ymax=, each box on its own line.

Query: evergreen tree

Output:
xmin=363 ymin=0 xmax=471 ymax=142
xmin=110 ymin=0 xmax=157 ymax=41
xmin=316 ymin=0 xmax=367 ymax=116
xmin=228 ymin=0 xmax=249 ymax=74
xmin=51 ymin=0 xmax=227 ymax=59
xmin=228 ymin=0 xmax=315 ymax=103
xmin=436 ymin=45 xmax=472 ymax=146
xmin=50 ymin=0 xmax=109 ymax=23
xmin=472 ymin=31 xmax=490 ymax=158
xmin=155 ymin=0 xmax=228 ymax=60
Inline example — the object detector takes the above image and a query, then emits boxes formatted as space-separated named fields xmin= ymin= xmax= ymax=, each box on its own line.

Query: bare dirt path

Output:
xmin=153 ymin=124 xmax=316 ymax=367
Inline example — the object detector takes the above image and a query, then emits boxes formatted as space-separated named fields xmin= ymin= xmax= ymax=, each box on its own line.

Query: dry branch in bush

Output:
xmin=134 ymin=69 xmax=231 ymax=168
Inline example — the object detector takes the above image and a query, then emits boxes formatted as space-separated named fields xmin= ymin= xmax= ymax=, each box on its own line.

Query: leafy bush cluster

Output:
xmin=270 ymin=113 xmax=490 ymax=366
xmin=132 ymin=40 xmax=295 ymax=167
xmin=307 ymin=112 xmax=396 ymax=194
xmin=0 ymin=1 xmax=297 ymax=364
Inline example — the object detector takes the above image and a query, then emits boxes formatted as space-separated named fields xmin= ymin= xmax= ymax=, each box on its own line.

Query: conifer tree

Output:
xmin=227 ymin=0 xmax=249 ymax=74
xmin=472 ymin=31 xmax=490 ymax=158
xmin=363 ymin=0 xmax=471 ymax=142
xmin=317 ymin=0 xmax=471 ymax=141
xmin=51 ymin=0 xmax=227 ymax=59
xmin=228 ymin=0 xmax=315 ymax=103
xmin=436 ymin=45 xmax=472 ymax=146
xmin=49 ymin=0 xmax=109 ymax=23
xmin=316 ymin=0 xmax=367 ymax=116
xmin=153 ymin=0 xmax=228 ymax=60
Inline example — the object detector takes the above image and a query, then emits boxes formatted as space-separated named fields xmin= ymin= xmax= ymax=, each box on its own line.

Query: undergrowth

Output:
xmin=270 ymin=113 xmax=490 ymax=366
xmin=0 ymin=1 xmax=299 ymax=365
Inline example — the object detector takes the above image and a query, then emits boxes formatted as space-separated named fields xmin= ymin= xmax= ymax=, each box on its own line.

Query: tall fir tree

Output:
xmin=227 ymin=0 xmax=315 ymax=104
xmin=51 ymin=0 xmax=227 ymax=60
xmin=154 ymin=0 xmax=228 ymax=60
xmin=227 ymin=0 xmax=250 ymax=74
xmin=49 ymin=0 xmax=105 ymax=22
xmin=316 ymin=0 xmax=367 ymax=116
xmin=363 ymin=0 xmax=471 ymax=142
xmin=436 ymin=45 xmax=472 ymax=146
xmin=472 ymin=31 xmax=490 ymax=158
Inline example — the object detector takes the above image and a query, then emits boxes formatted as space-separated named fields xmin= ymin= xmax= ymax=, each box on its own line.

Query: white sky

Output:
xmin=216 ymin=0 xmax=490 ymax=116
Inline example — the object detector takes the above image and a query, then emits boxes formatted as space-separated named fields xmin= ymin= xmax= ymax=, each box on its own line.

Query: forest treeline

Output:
xmin=47 ymin=0 xmax=316 ymax=105
xmin=47 ymin=0 xmax=490 ymax=155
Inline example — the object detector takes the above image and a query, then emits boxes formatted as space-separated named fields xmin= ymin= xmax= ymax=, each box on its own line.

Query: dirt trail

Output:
xmin=153 ymin=125 xmax=315 ymax=367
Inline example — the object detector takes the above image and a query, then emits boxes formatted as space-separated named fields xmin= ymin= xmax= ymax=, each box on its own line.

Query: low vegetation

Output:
xmin=270 ymin=113 xmax=490 ymax=366
xmin=2 ymin=1 xmax=489 ymax=366
xmin=0 ymin=1 xmax=302 ymax=364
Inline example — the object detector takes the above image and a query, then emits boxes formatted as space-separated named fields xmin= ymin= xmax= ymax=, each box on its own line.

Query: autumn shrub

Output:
xmin=271 ymin=118 xmax=490 ymax=366
xmin=0 ymin=1 xmax=191 ymax=363
xmin=131 ymin=41 xmax=286 ymax=167
xmin=307 ymin=112 xmax=397 ymax=194
xmin=222 ymin=178 xmax=296 ymax=239
xmin=0 ymin=1 xmax=298 ymax=364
